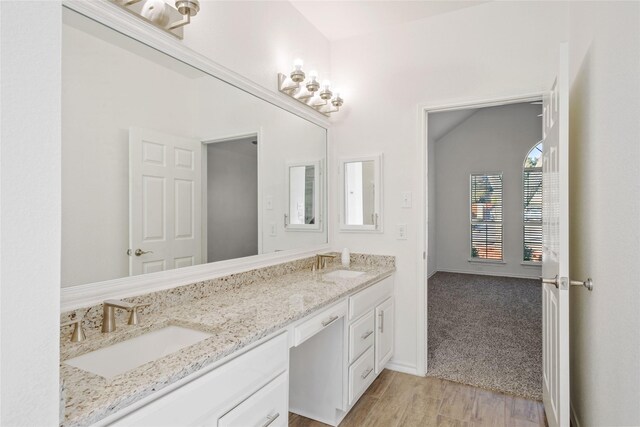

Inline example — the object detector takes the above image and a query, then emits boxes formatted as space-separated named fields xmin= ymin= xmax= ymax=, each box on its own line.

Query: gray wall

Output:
xmin=207 ymin=139 xmax=258 ymax=262
xmin=569 ymin=2 xmax=640 ymax=425
xmin=434 ymin=103 xmax=542 ymax=278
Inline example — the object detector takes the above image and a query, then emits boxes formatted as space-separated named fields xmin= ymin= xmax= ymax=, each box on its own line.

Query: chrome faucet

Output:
xmin=101 ymin=299 xmax=150 ymax=333
xmin=314 ymin=253 xmax=337 ymax=270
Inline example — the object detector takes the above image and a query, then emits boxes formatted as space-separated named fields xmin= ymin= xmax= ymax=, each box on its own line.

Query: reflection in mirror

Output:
xmin=340 ymin=155 xmax=382 ymax=232
xmin=287 ymin=161 xmax=321 ymax=230
xmin=61 ymin=8 xmax=327 ymax=287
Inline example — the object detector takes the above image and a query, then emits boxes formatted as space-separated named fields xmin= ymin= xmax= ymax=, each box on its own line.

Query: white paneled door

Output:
xmin=129 ymin=127 xmax=202 ymax=276
xmin=541 ymin=44 xmax=570 ymax=427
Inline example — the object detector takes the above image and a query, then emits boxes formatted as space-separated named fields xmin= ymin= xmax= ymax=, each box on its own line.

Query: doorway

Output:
xmin=203 ymin=135 xmax=259 ymax=263
xmin=419 ymin=95 xmax=544 ymax=400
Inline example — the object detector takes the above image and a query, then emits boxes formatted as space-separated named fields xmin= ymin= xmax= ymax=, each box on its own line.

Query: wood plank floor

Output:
xmin=289 ymin=370 xmax=548 ymax=427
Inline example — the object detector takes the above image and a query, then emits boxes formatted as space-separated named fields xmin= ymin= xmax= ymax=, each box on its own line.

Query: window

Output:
xmin=470 ymin=173 xmax=503 ymax=261
xmin=523 ymin=142 xmax=543 ymax=262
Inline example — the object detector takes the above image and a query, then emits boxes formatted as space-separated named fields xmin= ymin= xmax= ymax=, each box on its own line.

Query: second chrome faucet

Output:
xmin=102 ymin=299 xmax=150 ymax=333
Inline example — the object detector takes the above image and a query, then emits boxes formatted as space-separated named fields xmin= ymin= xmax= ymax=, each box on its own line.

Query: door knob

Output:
xmin=541 ymin=275 xmax=593 ymax=291
xmin=127 ymin=248 xmax=154 ymax=256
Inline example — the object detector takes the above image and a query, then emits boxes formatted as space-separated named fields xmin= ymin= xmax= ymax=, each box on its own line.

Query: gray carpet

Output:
xmin=427 ymin=272 xmax=542 ymax=400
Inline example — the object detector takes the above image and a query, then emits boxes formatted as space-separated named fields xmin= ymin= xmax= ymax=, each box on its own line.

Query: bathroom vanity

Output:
xmin=60 ymin=255 xmax=395 ymax=426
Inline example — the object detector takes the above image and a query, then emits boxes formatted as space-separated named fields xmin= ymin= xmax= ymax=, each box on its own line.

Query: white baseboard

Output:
xmin=427 ymin=270 xmax=437 ymax=279
xmin=435 ymin=268 xmax=540 ymax=280
xmin=570 ymin=400 xmax=581 ymax=427
xmin=385 ymin=360 xmax=418 ymax=376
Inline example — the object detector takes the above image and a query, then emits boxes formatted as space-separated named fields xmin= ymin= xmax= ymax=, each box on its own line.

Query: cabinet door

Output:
xmin=374 ymin=297 xmax=394 ymax=373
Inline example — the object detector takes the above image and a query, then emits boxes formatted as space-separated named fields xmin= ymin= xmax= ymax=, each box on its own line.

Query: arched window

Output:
xmin=523 ymin=142 xmax=543 ymax=262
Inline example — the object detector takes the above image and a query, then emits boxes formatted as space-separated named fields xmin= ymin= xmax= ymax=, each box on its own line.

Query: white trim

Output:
xmin=570 ymin=400 xmax=581 ymax=427
xmin=61 ymin=245 xmax=329 ymax=311
xmin=63 ymin=1 xmax=330 ymax=129
xmin=467 ymin=259 xmax=507 ymax=265
xmin=417 ymin=92 xmax=545 ymax=376
xmin=427 ymin=270 xmax=437 ymax=280
xmin=436 ymin=268 xmax=540 ymax=280
xmin=521 ymin=261 xmax=543 ymax=267
xmin=385 ymin=360 xmax=419 ymax=376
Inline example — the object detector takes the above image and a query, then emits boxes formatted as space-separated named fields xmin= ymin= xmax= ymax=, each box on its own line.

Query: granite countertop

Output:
xmin=60 ymin=260 xmax=395 ymax=427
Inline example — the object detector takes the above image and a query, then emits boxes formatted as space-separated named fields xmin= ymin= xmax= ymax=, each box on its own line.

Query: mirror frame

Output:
xmin=285 ymin=160 xmax=323 ymax=232
xmin=60 ymin=1 xmax=331 ymax=311
xmin=339 ymin=154 xmax=383 ymax=233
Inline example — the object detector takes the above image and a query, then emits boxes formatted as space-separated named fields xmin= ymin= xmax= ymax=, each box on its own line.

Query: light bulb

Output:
xmin=322 ymin=80 xmax=331 ymax=89
xmin=293 ymin=58 xmax=304 ymax=70
xmin=308 ymin=70 xmax=318 ymax=80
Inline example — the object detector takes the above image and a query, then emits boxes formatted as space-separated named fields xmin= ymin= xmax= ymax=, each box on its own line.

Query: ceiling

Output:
xmin=428 ymin=108 xmax=479 ymax=142
xmin=289 ymin=1 xmax=488 ymax=41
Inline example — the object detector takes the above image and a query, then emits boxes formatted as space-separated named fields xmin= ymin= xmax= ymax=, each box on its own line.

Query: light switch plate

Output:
xmin=269 ymin=223 xmax=277 ymax=236
xmin=265 ymin=196 xmax=273 ymax=210
xmin=397 ymin=224 xmax=408 ymax=240
xmin=401 ymin=191 xmax=412 ymax=208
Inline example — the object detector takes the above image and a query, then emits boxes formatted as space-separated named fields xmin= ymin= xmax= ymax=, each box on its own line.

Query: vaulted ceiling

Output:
xmin=289 ymin=1 xmax=489 ymax=41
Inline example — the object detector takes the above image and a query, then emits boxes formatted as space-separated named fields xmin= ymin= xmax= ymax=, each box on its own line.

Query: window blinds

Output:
xmin=470 ymin=173 xmax=503 ymax=260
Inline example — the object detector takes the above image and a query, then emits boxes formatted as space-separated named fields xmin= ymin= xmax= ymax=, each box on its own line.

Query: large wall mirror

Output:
xmin=61 ymin=8 xmax=327 ymax=288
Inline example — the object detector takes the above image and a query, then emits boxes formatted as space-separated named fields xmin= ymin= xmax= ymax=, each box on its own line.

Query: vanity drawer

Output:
xmin=349 ymin=276 xmax=393 ymax=321
xmin=349 ymin=310 xmax=374 ymax=363
xmin=348 ymin=346 xmax=375 ymax=405
xmin=109 ymin=333 xmax=288 ymax=426
xmin=218 ymin=371 xmax=287 ymax=427
xmin=293 ymin=300 xmax=347 ymax=347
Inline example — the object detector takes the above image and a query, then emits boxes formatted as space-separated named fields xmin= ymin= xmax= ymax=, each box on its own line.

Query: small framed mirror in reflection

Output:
xmin=339 ymin=154 xmax=383 ymax=232
xmin=285 ymin=160 xmax=322 ymax=231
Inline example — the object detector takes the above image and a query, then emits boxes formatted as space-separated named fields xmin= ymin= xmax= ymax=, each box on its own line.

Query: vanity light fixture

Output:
xmin=278 ymin=60 xmax=345 ymax=117
xmin=110 ymin=0 xmax=200 ymax=39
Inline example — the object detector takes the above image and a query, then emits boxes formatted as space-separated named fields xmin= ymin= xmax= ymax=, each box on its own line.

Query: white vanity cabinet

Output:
xmin=99 ymin=275 xmax=393 ymax=427
xmin=345 ymin=275 xmax=394 ymax=408
xmin=107 ymin=333 xmax=289 ymax=427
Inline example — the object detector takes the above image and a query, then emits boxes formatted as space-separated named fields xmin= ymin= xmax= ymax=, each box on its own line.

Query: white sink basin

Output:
xmin=64 ymin=325 xmax=212 ymax=379
xmin=323 ymin=270 xmax=365 ymax=280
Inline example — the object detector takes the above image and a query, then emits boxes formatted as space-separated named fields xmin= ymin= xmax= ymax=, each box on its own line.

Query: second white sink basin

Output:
xmin=64 ymin=325 xmax=212 ymax=379
xmin=323 ymin=270 xmax=365 ymax=280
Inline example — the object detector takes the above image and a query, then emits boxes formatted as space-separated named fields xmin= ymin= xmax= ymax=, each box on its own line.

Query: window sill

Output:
xmin=521 ymin=261 xmax=542 ymax=267
xmin=467 ymin=259 xmax=506 ymax=265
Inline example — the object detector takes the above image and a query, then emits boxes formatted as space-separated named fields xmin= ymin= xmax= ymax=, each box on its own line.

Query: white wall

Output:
xmin=0 ymin=2 xmax=62 ymax=425
xmin=568 ymin=2 xmax=640 ymax=425
xmin=434 ymin=103 xmax=542 ymax=279
xmin=330 ymin=1 xmax=568 ymax=372
xmin=207 ymin=139 xmax=258 ymax=262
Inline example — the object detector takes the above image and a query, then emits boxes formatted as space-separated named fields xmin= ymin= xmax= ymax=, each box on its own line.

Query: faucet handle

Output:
xmin=61 ymin=318 xmax=86 ymax=343
xmin=127 ymin=302 xmax=151 ymax=325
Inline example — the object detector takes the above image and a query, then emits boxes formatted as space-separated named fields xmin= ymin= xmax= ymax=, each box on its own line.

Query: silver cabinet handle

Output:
xmin=322 ymin=315 xmax=339 ymax=327
xmin=261 ymin=412 xmax=280 ymax=427
xmin=361 ymin=367 xmax=373 ymax=379
xmin=284 ymin=214 xmax=289 ymax=227
xmin=378 ymin=311 xmax=384 ymax=333
xmin=374 ymin=213 xmax=379 ymax=229
xmin=361 ymin=330 xmax=373 ymax=340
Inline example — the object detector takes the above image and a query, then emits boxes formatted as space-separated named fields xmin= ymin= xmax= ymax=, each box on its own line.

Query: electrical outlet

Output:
xmin=401 ymin=191 xmax=412 ymax=208
xmin=397 ymin=224 xmax=408 ymax=240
